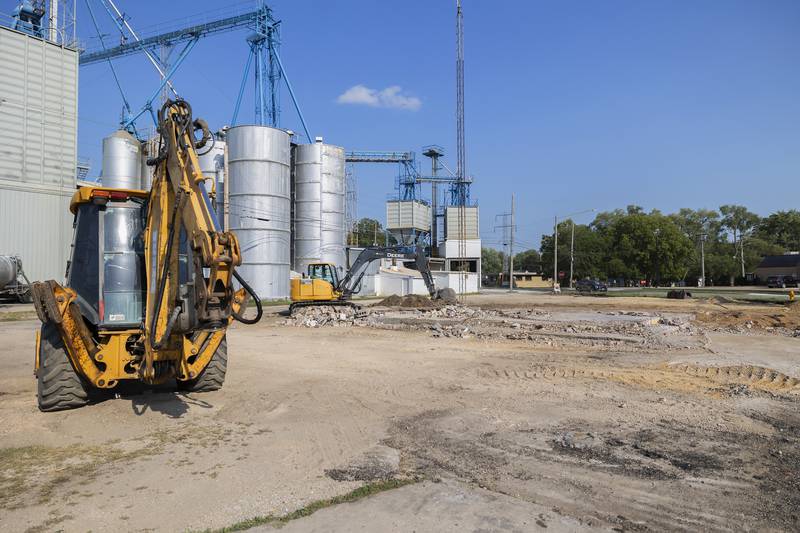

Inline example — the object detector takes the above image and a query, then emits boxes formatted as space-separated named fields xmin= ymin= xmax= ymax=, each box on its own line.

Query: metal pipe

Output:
xmin=123 ymin=37 xmax=199 ymax=129
xmin=700 ymin=233 xmax=707 ymax=287
xmin=48 ymin=0 xmax=59 ymax=42
xmin=231 ymin=47 xmax=255 ymax=126
xmin=553 ymin=215 xmax=558 ymax=292
xmin=271 ymin=47 xmax=312 ymax=142
xmin=84 ymin=0 xmax=134 ymax=132
xmin=569 ymin=221 xmax=575 ymax=288
xmin=509 ymin=194 xmax=515 ymax=291
xmin=100 ymin=0 xmax=178 ymax=97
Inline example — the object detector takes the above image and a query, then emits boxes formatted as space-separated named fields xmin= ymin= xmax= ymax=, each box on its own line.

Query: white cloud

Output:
xmin=336 ymin=84 xmax=422 ymax=111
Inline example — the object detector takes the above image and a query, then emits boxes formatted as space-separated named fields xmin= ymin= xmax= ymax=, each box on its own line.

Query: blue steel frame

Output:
xmin=79 ymin=1 xmax=311 ymax=140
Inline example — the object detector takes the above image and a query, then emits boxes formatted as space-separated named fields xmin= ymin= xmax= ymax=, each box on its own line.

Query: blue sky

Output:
xmin=12 ymin=0 xmax=800 ymax=252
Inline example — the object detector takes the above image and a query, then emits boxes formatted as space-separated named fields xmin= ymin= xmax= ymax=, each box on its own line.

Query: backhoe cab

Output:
xmin=31 ymin=99 xmax=262 ymax=411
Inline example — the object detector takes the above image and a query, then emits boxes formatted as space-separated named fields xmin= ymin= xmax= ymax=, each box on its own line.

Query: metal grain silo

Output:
xmin=140 ymin=136 xmax=159 ymax=190
xmin=197 ymin=137 xmax=226 ymax=227
xmin=227 ymin=125 xmax=291 ymax=300
xmin=292 ymin=140 xmax=346 ymax=275
xmin=101 ymin=130 xmax=142 ymax=189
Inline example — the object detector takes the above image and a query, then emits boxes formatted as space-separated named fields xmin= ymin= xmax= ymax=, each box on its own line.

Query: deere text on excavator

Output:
xmin=31 ymin=99 xmax=262 ymax=411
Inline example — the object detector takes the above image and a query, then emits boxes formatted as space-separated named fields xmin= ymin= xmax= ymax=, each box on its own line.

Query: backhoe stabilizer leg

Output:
xmin=31 ymin=281 xmax=105 ymax=387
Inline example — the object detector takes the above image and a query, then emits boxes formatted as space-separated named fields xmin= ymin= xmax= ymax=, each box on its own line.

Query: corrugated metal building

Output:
xmin=0 ymin=25 xmax=78 ymax=282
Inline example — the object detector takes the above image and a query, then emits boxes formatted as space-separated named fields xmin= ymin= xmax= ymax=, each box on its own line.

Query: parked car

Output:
xmin=767 ymin=276 xmax=798 ymax=288
xmin=575 ymin=279 xmax=608 ymax=294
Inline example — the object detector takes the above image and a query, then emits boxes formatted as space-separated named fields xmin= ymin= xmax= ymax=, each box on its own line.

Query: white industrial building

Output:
xmin=0 ymin=24 xmax=78 ymax=282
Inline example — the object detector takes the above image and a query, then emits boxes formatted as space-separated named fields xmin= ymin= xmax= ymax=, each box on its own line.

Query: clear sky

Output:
xmin=13 ymin=0 xmax=799 ymax=253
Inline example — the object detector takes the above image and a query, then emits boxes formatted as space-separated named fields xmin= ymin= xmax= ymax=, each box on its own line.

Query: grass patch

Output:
xmin=203 ymin=477 xmax=419 ymax=533
xmin=0 ymin=443 xmax=159 ymax=509
xmin=0 ymin=311 xmax=37 ymax=321
xmin=259 ymin=299 xmax=292 ymax=307
xmin=604 ymin=290 xmax=668 ymax=298
xmin=0 ymin=424 xmax=236 ymax=510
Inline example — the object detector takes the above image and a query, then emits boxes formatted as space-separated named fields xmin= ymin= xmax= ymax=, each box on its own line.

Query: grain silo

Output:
xmin=197 ymin=136 xmax=226 ymax=228
xmin=291 ymin=139 xmax=346 ymax=274
xmin=100 ymin=130 xmax=141 ymax=189
xmin=226 ymin=125 xmax=291 ymax=300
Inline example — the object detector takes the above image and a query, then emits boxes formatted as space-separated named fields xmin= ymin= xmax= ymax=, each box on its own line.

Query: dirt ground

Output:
xmin=0 ymin=292 xmax=798 ymax=532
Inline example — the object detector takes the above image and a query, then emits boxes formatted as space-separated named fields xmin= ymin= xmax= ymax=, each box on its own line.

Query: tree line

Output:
xmin=483 ymin=205 xmax=800 ymax=286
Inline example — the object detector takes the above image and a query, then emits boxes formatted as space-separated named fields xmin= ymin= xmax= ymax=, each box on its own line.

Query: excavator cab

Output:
xmin=290 ymin=263 xmax=340 ymax=306
xmin=307 ymin=263 xmax=339 ymax=286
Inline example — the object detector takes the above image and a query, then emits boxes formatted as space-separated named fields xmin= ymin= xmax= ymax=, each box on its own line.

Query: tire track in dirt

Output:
xmin=477 ymin=363 xmax=800 ymax=396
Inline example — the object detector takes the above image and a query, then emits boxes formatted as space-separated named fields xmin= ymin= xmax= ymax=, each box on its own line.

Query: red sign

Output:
xmin=558 ymin=271 xmax=566 ymax=279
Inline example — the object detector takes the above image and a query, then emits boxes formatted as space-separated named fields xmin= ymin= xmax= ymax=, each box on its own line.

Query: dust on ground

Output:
xmin=0 ymin=292 xmax=799 ymax=531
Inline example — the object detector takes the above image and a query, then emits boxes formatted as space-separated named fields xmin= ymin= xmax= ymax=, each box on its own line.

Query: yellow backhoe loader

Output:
xmin=31 ymin=99 xmax=262 ymax=411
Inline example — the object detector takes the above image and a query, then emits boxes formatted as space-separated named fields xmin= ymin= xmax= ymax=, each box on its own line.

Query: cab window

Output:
xmin=308 ymin=264 xmax=337 ymax=285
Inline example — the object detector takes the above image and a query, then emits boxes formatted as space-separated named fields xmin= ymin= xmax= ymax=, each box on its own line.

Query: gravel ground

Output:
xmin=0 ymin=293 xmax=798 ymax=532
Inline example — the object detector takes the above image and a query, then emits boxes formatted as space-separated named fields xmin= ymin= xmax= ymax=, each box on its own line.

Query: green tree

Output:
xmin=720 ymin=205 xmax=760 ymax=278
xmin=669 ymin=208 xmax=724 ymax=283
xmin=539 ymin=225 xmax=573 ymax=282
xmin=348 ymin=218 xmax=395 ymax=247
xmin=514 ymin=249 xmax=541 ymax=272
xmin=541 ymin=221 xmax=608 ymax=283
xmin=669 ymin=208 xmax=722 ymax=241
xmin=605 ymin=213 xmax=693 ymax=284
xmin=481 ymin=247 xmax=505 ymax=275
xmin=756 ymin=210 xmax=800 ymax=252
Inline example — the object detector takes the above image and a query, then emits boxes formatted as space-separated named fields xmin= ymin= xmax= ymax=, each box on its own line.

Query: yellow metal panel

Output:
xmin=290 ymin=277 xmax=336 ymax=302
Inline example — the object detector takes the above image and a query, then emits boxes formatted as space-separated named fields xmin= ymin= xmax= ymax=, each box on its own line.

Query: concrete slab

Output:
xmin=257 ymin=479 xmax=593 ymax=533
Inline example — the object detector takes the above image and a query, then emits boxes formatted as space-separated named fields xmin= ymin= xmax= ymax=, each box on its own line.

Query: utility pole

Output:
xmin=553 ymin=215 xmax=558 ymax=291
xmin=509 ymin=194 xmax=515 ymax=291
xmin=700 ymin=233 xmax=707 ymax=288
xmin=569 ymin=221 xmax=575 ymax=289
xmin=494 ymin=208 xmax=513 ymax=288
xmin=553 ymin=209 xmax=594 ymax=292
xmin=740 ymin=238 xmax=746 ymax=278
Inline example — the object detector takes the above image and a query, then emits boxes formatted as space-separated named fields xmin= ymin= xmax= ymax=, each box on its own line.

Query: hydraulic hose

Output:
xmin=231 ymin=270 xmax=263 ymax=325
xmin=148 ymin=194 xmax=182 ymax=351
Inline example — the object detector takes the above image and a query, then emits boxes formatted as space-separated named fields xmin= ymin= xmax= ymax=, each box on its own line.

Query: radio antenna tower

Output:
xmin=456 ymin=0 xmax=467 ymax=297
xmin=455 ymin=0 xmax=465 ymax=200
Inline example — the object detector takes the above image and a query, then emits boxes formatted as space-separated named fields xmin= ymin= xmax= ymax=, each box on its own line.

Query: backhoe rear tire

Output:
xmin=37 ymin=323 xmax=90 ymax=412
xmin=179 ymin=336 xmax=227 ymax=393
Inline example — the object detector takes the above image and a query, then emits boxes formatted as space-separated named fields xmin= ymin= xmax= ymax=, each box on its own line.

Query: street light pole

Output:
xmin=552 ymin=208 xmax=595 ymax=293
xmin=740 ymin=237 xmax=746 ymax=278
xmin=569 ymin=221 xmax=575 ymax=289
xmin=654 ymin=227 xmax=661 ymax=287
xmin=553 ymin=215 xmax=558 ymax=291
xmin=509 ymin=194 xmax=515 ymax=291
xmin=700 ymin=233 xmax=707 ymax=288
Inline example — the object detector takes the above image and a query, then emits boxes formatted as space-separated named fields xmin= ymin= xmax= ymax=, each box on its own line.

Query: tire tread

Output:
xmin=180 ymin=336 xmax=227 ymax=392
xmin=37 ymin=324 xmax=89 ymax=412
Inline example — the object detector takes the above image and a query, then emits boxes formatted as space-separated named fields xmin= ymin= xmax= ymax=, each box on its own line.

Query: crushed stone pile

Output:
xmin=284 ymin=305 xmax=382 ymax=328
xmin=422 ymin=305 xmax=495 ymax=320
